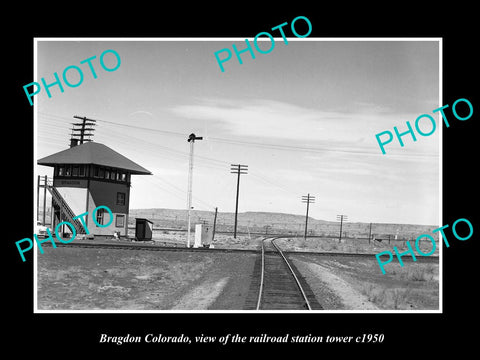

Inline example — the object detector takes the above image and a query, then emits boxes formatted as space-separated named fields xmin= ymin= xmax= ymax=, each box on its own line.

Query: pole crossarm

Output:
xmin=71 ymin=115 xmax=97 ymax=145
xmin=231 ymin=164 xmax=248 ymax=238
xmin=302 ymin=193 xmax=315 ymax=240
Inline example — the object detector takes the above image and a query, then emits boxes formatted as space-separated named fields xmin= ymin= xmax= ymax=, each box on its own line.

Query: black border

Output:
xmin=7 ymin=5 xmax=478 ymax=355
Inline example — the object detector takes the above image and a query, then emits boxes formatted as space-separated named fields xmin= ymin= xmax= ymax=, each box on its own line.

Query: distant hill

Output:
xmin=129 ymin=208 xmax=439 ymax=240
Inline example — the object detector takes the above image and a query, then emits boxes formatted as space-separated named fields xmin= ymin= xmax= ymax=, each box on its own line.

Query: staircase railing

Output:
xmin=46 ymin=184 xmax=86 ymax=235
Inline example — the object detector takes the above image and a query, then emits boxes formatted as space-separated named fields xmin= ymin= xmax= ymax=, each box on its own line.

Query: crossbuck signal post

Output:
xmin=231 ymin=164 xmax=248 ymax=239
xmin=186 ymin=133 xmax=203 ymax=247
xmin=301 ymin=194 xmax=315 ymax=241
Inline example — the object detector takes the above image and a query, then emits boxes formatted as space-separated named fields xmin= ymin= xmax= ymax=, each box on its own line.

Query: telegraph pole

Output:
xmin=230 ymin=164 xmax=248 ymax=238
xmin=186 ymin=133 xmax=203 ymax=247
xmin=301 ymin=194 xmax=315 ymax=240
xmin=368 ymin=222 xmax=373 ymax=244
xmin=336 ymin=214 xmax=348 ymax=242
xmin=71 ymin=115 xmax=96 ymax=146
xmin=212 ymin=207 xmax=218 ymax=242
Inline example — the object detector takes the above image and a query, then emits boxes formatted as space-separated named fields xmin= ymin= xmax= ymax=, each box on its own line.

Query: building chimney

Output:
xmin=70 ymin=138 xmax=79 ymax=148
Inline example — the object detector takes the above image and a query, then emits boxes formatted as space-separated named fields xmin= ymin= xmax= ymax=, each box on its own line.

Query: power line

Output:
xmin=39 ymin=112 xmax=186 ymax=138
xmin=249 ymin=172 xmax=298 ymax=197
xmin=93 ymin=125 xmax=300 ymax=200
xmin=140 ymin=176 xmax=187 ymax=204
xmin=36 ymin=114 xmax=217 ymax=211
xmin=39 ymin=112 xmax=231 ymax=169
xmin=139 ymin=175 xmax=215 ymax=211
xmin=38 ymin=112 xmax=438 ymax=158
xmin=36 ymin=112 xmax=354 ymax=210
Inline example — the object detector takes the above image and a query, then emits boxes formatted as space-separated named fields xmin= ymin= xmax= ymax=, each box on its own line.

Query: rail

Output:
xmin=256 ymin=237 xmax=312 ymax=310
xmin=271 ymin=238 xmax=312 ymax=310
xmin=255 ymin=237 xmax=266 ymax=310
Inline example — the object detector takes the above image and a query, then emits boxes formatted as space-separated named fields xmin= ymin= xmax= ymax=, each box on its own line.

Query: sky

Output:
xmin=35 ymin=38 xmax=441 ymax=225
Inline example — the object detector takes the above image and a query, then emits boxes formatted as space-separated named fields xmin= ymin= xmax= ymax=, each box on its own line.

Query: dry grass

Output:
xmin=389 ymin=263 xmax=438 ymax=281
xmin=356 ymin=260 xmax=438 ymax=310
xmin=361 ymin=283 xmax=414 ymax=310
xmin=276 ymin=237 xmax=441 ymax=257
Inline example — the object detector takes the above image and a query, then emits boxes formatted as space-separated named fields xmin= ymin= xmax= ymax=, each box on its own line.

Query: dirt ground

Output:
xmin=37 ymin=246 xmax=256 ymax=310
xmin=36 ymin=235 xmax=439 ymax=311
xmin=127 ymin=228 xmax=260 ymax=250
xmin=289 ymin=253 xmax=439 ymax=310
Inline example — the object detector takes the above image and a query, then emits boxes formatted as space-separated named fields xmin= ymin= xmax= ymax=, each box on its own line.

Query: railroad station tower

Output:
xmin=37 ymin=141 xmax=152 ymax=237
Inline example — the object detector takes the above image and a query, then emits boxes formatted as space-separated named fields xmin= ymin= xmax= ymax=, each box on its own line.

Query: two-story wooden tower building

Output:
xmin=37 ymin=141 xmax=152 ymax=237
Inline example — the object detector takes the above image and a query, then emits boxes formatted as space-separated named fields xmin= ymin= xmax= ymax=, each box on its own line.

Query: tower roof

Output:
xmin=37 ymin=142 xmax=152 ymax=175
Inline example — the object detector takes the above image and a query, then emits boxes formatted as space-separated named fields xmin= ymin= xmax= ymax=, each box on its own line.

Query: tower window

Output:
xmin=115 ymin=214 xmax=125 ymax=227
xmin=116 ymin=192 xmax=126 ymax=206
xmin=95 ymin=208 xmax=104 ymax=226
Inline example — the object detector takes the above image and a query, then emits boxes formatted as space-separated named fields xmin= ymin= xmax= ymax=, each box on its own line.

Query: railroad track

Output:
xmin=251 ymin=237 xmax=322 ymax=310
xmin=39 ymin=241 xmax=259 ymax=254
xmin=40 ymin=238 xmax=437 ymax=261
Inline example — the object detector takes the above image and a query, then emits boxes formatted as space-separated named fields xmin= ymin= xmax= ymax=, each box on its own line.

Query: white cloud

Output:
xmin=128 ymin=110 xmax=155 ymax=118
xmin=171 ymin=99 xmax=354 ymax=142
xmin=170 ymin=98 xmax=439 ymax=158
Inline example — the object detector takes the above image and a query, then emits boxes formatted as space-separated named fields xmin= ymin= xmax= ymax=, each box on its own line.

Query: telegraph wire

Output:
xmin=38 ymin=112 xmax=230 ymax=169
xmin=36 ymin=111 xmax=348 ymax=200
xmin=38 ymin=112 xmax=438 ymax=158
xmin=37 ymin=114 xmax=217 ymax=211
xmin=36 ymin=112 xmax=437 ymax=212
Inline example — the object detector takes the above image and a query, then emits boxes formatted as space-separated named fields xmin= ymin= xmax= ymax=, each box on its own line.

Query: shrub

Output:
xmin=404 ymin=266 xmax=435 ymax=282
xmin=362 ymin=283 xmax=384 ymax=303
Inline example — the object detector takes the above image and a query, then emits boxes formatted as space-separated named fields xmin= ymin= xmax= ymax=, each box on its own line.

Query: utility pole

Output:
xmin=368 ymin=222 xmax=373 ymax=244
xmin=230 ymin=164 xmax=248 ymax=239
xmin=336 ymin=214 xmax=348 ymax=242
xmin=212 ymin=207 xmax=218 ymax=242
xmin=186 ymin=133 xmax=203 ymax=247
xmin=301 ymin=194 xmax=315 ymax=241
xmin=368 ymin=223 xmax=372 ymax=244
xmin=71 ymin=116 xmax=96 ymax=146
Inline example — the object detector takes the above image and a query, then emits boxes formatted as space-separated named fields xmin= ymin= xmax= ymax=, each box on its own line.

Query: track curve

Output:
xmin=255 ymin=237 xmax=319 ymax=310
